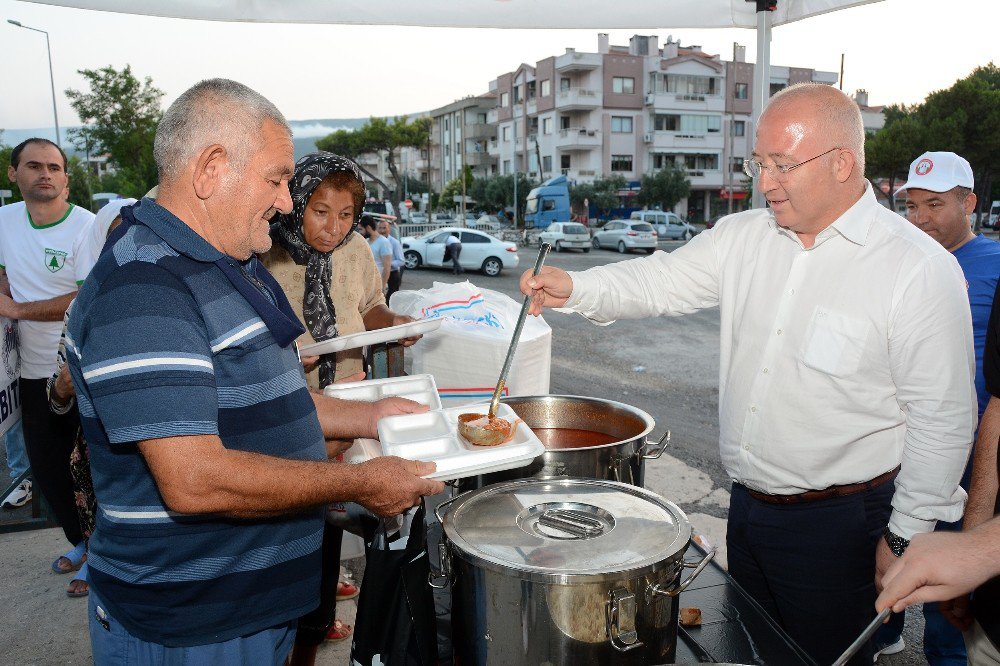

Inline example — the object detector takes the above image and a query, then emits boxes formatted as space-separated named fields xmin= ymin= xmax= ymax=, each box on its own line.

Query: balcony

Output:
xmin=555 ymin=127 xmax=601 ymax=152
xmin=555 ymin=51 xmax=602 ymax=73
xmin=642 ymin=131 xmax=725 ymax=151
xmin=487 ymin=138 xmax=500 ymax=156
xmin=648 ymin=168 xmax=723 ymax=188
xmin=554 ymin=87 xmax=601 ymax=111
xmin=561 ymin=168 xmax=598 ymax=181
xmin=487 ymin=108 xmax=499 ymax=124
xmin=465 ymin=152 xmax=496 ymax=167
xmin=464 ymin=123 xmax=493 ymax=140
xmin=645 ymin=92 xmax=725 ymax=112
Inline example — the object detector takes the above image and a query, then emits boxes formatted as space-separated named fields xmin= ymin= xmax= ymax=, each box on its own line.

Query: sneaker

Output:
xmin=1 ymin=479 xmax=32 ymax=509
xmin=873 ymin=637 xmax=905 ymax=661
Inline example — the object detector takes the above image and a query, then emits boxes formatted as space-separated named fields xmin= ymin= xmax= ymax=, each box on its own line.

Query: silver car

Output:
xmin=591 ymin=221 xmax=658 ymax=254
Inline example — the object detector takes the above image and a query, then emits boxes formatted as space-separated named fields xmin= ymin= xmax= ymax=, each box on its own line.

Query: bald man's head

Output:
xmin=762 ymin=83 xmax=866 ymax=174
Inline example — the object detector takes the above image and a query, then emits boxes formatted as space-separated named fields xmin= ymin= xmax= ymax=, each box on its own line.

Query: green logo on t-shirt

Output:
xmin=44 ymin=248 xmax=67 ymax=273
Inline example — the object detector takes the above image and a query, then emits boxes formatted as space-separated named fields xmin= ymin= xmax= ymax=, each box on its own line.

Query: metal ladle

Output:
xmin=458 ymin=242 xmax=551 ymax=446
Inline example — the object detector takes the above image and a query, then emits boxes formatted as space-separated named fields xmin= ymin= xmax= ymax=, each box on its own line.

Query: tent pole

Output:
xmin=750 ymin=2 xmax=773 ymax=209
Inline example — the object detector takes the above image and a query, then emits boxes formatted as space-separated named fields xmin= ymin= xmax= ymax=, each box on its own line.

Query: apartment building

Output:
xmin=427 ymin=95 xmax=498 ymax=192
xmin=485 ymin=33 xmax=838 ymax=222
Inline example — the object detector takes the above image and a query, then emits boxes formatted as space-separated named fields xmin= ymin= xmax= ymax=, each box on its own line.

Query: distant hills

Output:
xmin=1 ymin=117 xmax=371 ymax=161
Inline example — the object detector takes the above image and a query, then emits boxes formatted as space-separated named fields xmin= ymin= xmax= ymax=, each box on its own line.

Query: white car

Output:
xmin=538 ymin=222 xmax=591 ymax=253
xmin=401 ymin=227 xmax=519 ymax=277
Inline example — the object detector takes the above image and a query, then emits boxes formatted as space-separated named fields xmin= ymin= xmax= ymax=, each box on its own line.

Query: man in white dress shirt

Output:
xmin=520 ymin=83 xmax=975 ymax=664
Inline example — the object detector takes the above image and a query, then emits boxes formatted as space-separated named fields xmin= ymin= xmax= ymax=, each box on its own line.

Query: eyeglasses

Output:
xmin=743 ymin=147 xmax=842 ymax=181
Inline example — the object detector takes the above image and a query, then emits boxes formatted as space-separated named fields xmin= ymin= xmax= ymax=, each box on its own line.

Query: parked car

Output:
xmin=473 ymin=214 xmax=502 ymax=231
xmin=401 ymin=227 xmax=519 ymax=277
xmin=629 ymin=210 xmax=696 ymax=240
xmin=538 ymin=222 xmax=591 ymax=253
xmin=432 ymin=213 xmax=457 ymax=224
xmin=591 ymin=221 xmax=657 ymax=254
xmin=407 ymin=212 xmax=429 ymax=225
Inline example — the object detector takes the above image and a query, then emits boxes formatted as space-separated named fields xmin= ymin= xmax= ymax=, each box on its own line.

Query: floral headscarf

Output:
xmin=270 ymin=152 xmax=365 ymax=387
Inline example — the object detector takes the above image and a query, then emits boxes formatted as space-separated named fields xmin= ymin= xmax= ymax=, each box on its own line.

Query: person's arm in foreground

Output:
xmin=520 ymin=229 xmax=721 ymax=321
xmin=0 ymin=268 xmax=76 ymax=321
xmin=877 ymin=254 xmax=977 ymax=588
xmin=877 ymin=516 xmax=1000 ymax=613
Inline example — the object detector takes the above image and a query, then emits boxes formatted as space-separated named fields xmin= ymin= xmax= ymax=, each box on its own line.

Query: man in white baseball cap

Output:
xmin=875 ymin=150 xmax=1000 ymax=663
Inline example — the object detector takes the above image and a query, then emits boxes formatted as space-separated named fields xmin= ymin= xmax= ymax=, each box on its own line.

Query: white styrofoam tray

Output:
xmin=377 ymin=403 xmax=544 ymax=481
xmin=322 ymin=374 xmax=442 ymax=411
xmin=299 ymin=318 xmax=442 ymax=356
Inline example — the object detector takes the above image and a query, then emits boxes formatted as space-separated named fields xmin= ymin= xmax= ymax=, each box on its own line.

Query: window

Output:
xmin=733 ymin=120 xmax=746 ymax=137
xmin=513 ymin=86 xmax=521 ymax=104
xmin=612 ymin=77 xmax=635 ymax=94
xmin=477 ymin=112 xmax=488 ymax=124
xmin=770 ymin=83 xmax=786 ymax=97
xmin=653 ymin=114 xmax=680 ymax=131
xmin=542 ymin=199 xmax=556 ymax=211
xmin=652 ymin=114 xmax=721 ymax=135
xmin=682 ymin=153 xmax=719 ymax=171
xmin=732 ymin=157 xmax=744 ymax=173
xmin=542 ymin=155 xmax=552 ymax=172
xmin=502 ymin=126 xmax=510 ymax=141
xmin=503 ymin=159 xmax=511 ymax=174
xmin=734 ymin=83 xmax=748 ymax=100
xmin=611 ymin=154 xmax=633 ymax=172
xmin=541 ymin=79 xmax=551 ymax=97
xmin=542 ymin=118 xmax=552 ymax=134
xmin=561 ymin=154 xmax=571 ymax=169
xmin=501 ymin=92 xmax=510 ymax=107
xmin=461 ymin=232 xmax=490 ymax=243
xmin=560 ymin=116 xmax=571 ymax=130
xmin=611 ymin=116 xmax=634 ymax=133
xmin=655 ymin=74 xmax=717 ymax=96
xmin=430 ymin=232 xmax=452 ymax=243
xmin=560 ymin=77 xmax=571 ymax=91
xmin=707 ymin=116 xmax=721 ymax=133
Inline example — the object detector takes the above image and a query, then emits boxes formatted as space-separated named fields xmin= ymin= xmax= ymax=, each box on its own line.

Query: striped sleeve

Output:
xmin=78 ymin=261 xmax=218 ymax=444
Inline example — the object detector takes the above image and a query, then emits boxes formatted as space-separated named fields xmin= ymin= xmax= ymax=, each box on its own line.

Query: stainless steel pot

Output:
xmin=456 ymin=395 xmax=669 ymax=492
xmin=432 ymin=478 xmax=715 ymax=666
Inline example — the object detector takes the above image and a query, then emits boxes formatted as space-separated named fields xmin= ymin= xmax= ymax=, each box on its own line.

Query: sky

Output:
xmin=0 ymin=0 xmax=995 ymax=140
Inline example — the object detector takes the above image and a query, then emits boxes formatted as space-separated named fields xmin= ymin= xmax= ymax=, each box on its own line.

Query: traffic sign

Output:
xmin=404 ymin=199 xmax=413 ymax=209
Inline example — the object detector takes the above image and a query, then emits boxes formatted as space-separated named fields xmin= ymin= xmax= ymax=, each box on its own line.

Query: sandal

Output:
xmin=67 ymin=562 xmax=89 ymax=598
xmin=52 ymin=542 xmax=87 ymax=574
xmin=324 ymin=619 xmax=353 ymax=643
xmin=336 ymin=580 xmax=359 ymax=601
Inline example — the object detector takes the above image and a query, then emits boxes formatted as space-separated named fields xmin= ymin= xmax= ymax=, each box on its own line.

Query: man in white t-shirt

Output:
xmin=0 ymin=138 xmax=95 ymax=574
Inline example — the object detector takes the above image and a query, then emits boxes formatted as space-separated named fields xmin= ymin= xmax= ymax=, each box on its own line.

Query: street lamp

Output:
xmin=7 ymin=19 xmax=61 ymax=148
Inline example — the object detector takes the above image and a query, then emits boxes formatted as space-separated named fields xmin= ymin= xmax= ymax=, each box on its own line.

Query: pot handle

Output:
xmin=427 ymin=542 xmax=452 ymax=589
xmin=606 ymin=588 xmax=644 ymax=652
xmin=433 ymin=491 xmax=466 ymax=525
xmin=640 ymin=430 xmax=671 ymax=460
xmin=649 ymin=548 xmax=717 ymax=598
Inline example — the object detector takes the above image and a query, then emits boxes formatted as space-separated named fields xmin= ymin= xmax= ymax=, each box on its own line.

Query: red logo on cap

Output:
xmin=915 ymin=158 xmax=934 ymax=176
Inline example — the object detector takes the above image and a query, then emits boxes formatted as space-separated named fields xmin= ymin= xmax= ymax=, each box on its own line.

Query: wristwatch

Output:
xmin=882 ymin=527 xmax=910 ymax=557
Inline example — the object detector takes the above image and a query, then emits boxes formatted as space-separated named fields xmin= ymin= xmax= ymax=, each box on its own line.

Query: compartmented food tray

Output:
xmin=299 ymin=318 xmax=443 ymax=356
xmin=322 ymin=374 xmax=442 ymax=411
xmin=377 ymin=403 xmax=544 ymax=481
xmin=324 ymin=375 xmax=442 ymax=466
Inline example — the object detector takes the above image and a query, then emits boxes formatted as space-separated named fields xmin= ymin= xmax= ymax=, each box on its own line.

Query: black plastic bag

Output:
xmin=351 ymin=505 xmax=438 ymax=666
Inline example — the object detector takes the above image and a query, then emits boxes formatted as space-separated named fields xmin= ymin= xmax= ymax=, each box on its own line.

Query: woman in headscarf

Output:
xmin=262 ymin=153 xmax=420 ymax=663
xmin=47 ymin=197 xmax=137 ymax=598
xmin=265 ymin=152 xmax=420 ymax=389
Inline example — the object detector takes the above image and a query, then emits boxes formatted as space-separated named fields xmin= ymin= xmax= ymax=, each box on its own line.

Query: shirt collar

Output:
xmin=130 ymin=198 xmax=226 ymax=263
xmin=767 ymin=181 xmax=878 ymax=248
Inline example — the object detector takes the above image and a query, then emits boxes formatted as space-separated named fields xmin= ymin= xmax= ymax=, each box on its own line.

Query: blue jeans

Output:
xmin=89 ymin=588 xmax=296 ymax=665
xmin=4 ymin=419 xmax=28 ymax=479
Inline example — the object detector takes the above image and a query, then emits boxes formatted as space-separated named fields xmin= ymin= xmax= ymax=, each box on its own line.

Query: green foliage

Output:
xmin=65 ymin=65 xmax=163 ymax=197
xmin=866 ymin=63 xmax=1000 ymax=224
xmin=440 ymin=166 xmax=474 ymax=206
xmin=636 ymin=162 xmax=691 ymax=211
xmin=468 ymin=173 xmax=537 ymax=220
xmin=0 ymin=133 xmax=20 ymax=204
xmin=570 ymin=175 xmax=627 ymax=219
xmin=66 ymin=156 xmax=92 ymax=209
xmin=316 ymin=116 xmax=431 ymax=202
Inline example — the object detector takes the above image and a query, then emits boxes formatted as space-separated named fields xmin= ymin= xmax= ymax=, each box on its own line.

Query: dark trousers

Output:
xmin=387 ymin=269 xmax=402 ymax=302
xmin=295 ymin=523 xmax=344 ymax=646
xmin=20 ymin=377 xmax=83 ymax=546
xmin=727 ymin=480 xmax=893 ymax=666
xmin=447 ymin=245 xmax=462 ymax=274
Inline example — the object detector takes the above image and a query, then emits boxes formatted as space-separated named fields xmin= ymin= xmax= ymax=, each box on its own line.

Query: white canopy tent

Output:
xmin=25 ymin=0 xmax=882 ymax=207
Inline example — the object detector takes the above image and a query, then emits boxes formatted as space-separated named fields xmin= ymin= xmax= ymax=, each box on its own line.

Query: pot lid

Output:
xmin=443 ymin=478 xmax=690 ymax=579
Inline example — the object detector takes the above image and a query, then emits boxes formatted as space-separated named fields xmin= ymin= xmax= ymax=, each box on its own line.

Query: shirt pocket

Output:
xmin=801 ymin=308 xmax=871 ymax=378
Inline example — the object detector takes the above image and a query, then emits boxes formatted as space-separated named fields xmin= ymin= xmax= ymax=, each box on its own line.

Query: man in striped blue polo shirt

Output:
xmin=66 ymin=79 xmax=444 ymax=664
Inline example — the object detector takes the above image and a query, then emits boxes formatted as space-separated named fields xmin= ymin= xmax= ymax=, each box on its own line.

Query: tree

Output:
xmin=440 ymin=166 xmax=475 ymax=210
xmin=864 ymin=108 xmax=926 ymax=204
xmin=571 ymin=175 xmax=627 ymax=221
xmin=0 ymin=131 xmax=20 ymax=204
xmin=468 ymin=173 xmax=537 ymax=222
xmin=316 ymin=116 xmax=431 ymax=203
xmin=65 ymin=65 xmax=163 ymax=198
xmin=637 ymin=162 xmax=691 ymax=211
